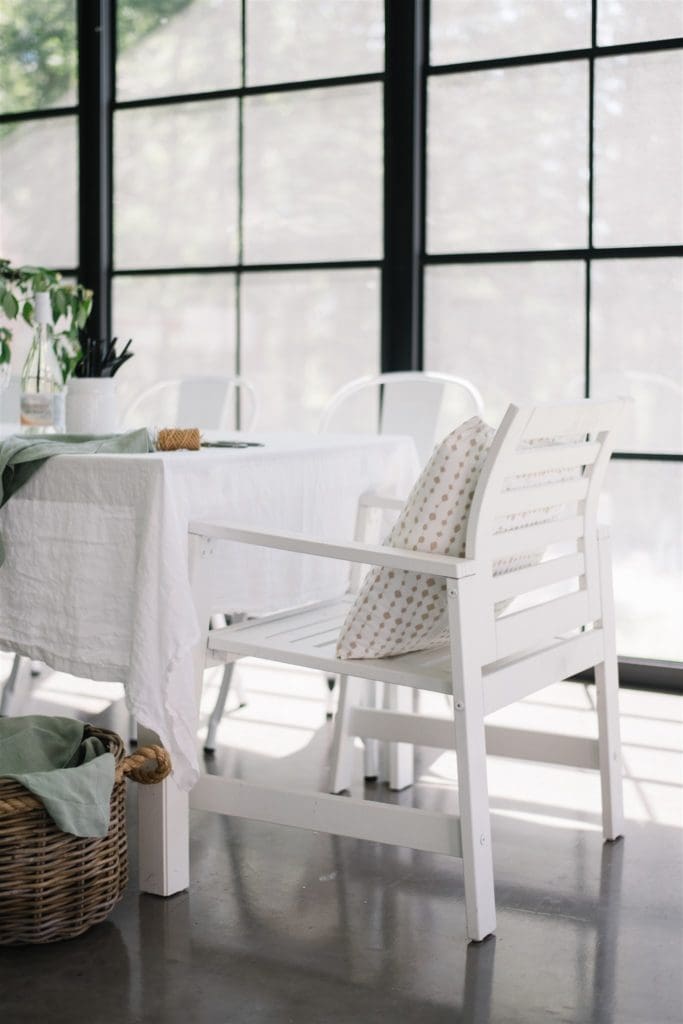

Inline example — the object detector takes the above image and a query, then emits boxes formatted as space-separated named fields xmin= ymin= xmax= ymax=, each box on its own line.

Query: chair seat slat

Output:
xmin=208 ymin=600 xmax=454 ymax=691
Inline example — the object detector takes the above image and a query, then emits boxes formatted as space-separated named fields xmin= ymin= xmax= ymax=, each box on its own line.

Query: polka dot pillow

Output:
xmin=336 ymin=416 xmax=494 ymax=659
xmin=336 ymin=416 xmax=577 ymax=660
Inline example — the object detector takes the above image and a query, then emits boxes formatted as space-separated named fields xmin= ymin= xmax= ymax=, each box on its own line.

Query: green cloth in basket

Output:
xmin=0 ymin=715 xmax=116 ymax=837
xmin=0 ymin=428 xmax=154 ymax=565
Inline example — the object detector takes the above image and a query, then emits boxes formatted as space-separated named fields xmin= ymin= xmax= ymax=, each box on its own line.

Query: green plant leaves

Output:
xmin=52 ymin=288 xmax=68 ymax=319
xmin=0 ymin=327 xmax=11 ymax=365
xmin=0 ymin=261 xmax=94 ymax=378
xmin=2 ymin=291 xmax=19 ymax=320
xmin=76 ymin=303 xmax=91 ymax=329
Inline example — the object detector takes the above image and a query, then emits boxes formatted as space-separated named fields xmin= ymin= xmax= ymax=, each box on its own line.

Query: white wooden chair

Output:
xmin=189 ymin=399 xmax=625 ymax=942
xmin=122 ymin=375 xmax=257 ymax=432
xmin=319 ymin=370 xmax=485 ymax=468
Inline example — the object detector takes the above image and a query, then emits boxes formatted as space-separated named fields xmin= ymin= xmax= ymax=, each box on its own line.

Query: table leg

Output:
xmin=137 ymin=723 xmax=190 ymax=896
xmin=136 ymin=532 xmax=215 ymax=896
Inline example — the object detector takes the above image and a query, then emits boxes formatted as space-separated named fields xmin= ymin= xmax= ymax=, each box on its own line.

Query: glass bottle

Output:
xmin=20 ymin=292 xmax=65 ymax=434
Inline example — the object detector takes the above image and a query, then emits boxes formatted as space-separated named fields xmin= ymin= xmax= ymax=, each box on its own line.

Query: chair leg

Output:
xmin=453 ymin=700 xmax=496 ymax=942
xmin=595 ymin=657 xmax=624 ymax=841
xmin=204 ymin=613 xmax=246 ymax=752
xmin=204 ymin=661 xmax=237 ymax=752
xmin=386 ymin=683 xmax=415 ymax=791
xmin=325 ymin=674 xmax=337 ymax=719
xmin=448 ymin=579 xmax=496 ymax=942
xmin=233 ymin=671 xmax=247 ymax=709
xmin=595 ymin=530 xmax=624 ymax=842
xmin=363 ymin=680 xmax=380 ymax=781
xmin=330 ymin=675 xmax=362 ymax=794
xmin=0 ymin=653 xmax=23 ymax=716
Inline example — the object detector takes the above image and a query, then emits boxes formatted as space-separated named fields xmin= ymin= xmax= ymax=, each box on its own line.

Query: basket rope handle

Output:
xmin=0 ymin=792 xmax=43 ymax=814
xmin=0 ymin=745 xmax=172 ymax=815
xmin=116 ymin=745 xmax=172 ymax=785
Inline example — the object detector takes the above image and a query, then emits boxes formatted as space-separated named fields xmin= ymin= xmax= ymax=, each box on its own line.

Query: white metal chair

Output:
xmin=319 ymin=371 xmax=485 ymax=468
xmin=122 ymin=375 xmax=257 ymax=432
xmin=189 ymin=398 xmax=626 ymax=942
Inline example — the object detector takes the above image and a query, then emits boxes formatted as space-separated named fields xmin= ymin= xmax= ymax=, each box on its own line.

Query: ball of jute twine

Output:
xmin=156 ymin=428 xmax=201 ymax=451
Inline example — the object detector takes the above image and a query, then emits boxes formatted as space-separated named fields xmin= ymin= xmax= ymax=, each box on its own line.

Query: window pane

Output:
xmin=112 ymin=274 xmax=236 ymax=416
xmin=114 ymin=101 xmax=238 ymax=269
xmin=241 ymin=270 xmax=379 ymax=430
xmin=425 ymin=263 xmax=585 ymax=426
xmin=598 ymin=0 xmax=683 ymax=46
xmin=603 ymin=461 xmax=683 ymax=662
xmin=246 ymin=0 xmax=384 ymax=86
xmin=116 ymin=0 xmax=241 ymax=102
xmin=591 ymin=259 xmax=683 ymax=455
xmin=428 ymin=64 xmax=588 ymax=253
xmin=594 ymin=51 xmax=683 ymax=247
xmin=243 ymin=84 xmax=382 ymax=263
xmin=430 ymin=0 xmax=590 ymax=65
xmin=0 ymin=115 xmax=78 ymax=267
xmin=0 ymin=0 xmax=77 ymax=114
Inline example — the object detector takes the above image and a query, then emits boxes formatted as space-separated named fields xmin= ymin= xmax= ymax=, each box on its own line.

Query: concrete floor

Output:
xmin=0 ymin=658 xmax=682 ymax=1023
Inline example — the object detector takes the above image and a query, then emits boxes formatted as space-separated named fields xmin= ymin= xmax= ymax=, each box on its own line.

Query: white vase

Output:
xmin=65 ymin=378 xmax=119 ymax=435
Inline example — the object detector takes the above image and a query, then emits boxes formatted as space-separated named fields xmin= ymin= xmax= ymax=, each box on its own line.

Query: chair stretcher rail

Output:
xmin=190 ymin=776 xmax=463 ymax=857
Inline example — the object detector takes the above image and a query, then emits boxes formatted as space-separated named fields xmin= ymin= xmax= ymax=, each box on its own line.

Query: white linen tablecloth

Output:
xmin=0 ymin=433 xmax=419 ymax=788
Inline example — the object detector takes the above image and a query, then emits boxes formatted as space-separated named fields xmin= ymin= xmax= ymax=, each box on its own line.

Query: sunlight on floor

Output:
xmin=2 ymin=650 xmax=681 ymax=832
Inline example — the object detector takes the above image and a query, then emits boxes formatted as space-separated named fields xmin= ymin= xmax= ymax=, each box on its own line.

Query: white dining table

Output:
xmin=0 ymin=431 xmax=419 ymax=895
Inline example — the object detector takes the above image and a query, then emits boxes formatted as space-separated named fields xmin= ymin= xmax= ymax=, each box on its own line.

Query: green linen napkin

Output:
xmin=0 ymin=428 xmax=154 ymax=565
xmin=0 ymin=715 xmax=117 ymax=837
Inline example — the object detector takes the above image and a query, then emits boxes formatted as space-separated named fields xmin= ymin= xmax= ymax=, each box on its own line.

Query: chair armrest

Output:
xmin=189 ymin=521 xmax=478 ymax=580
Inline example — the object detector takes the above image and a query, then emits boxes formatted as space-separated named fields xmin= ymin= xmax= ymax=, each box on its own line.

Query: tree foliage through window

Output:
xmin=0 ymin=0 xmax=193 ymax=116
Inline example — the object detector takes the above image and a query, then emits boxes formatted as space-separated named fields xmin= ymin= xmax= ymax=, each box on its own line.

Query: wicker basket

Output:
xmin=0 ymin=725 xmax=171 ymax=945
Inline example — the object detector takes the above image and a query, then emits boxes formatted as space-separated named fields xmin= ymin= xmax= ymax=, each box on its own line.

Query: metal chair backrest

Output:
xmin=319 ymin=371 xmax=484 ymax=468
xmin=122 ymin=376 xmax=257 ymax=431
xmin=466 ymin=398 xmax=626 ymax=667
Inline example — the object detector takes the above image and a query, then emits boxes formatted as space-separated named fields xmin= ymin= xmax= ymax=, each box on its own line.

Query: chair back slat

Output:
xmin=379 ymin=379 xmax=447 ymax=468
xmin=495 ymin=591 xmax=591 ymax=661
xmin=497 ymin=476 xmax=589 ymax=515
xmin=490 ymin=515 xmax=584 ymax=560
xmin=511 ymin=441 xmax=601 ymax=474
xmin=492 ymin=552 xmax=586 ymax=603
xmin=466 ymin=399 xmax=626 ymax=665
xmin=520 ymin=398 xmax=625 ymax=441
